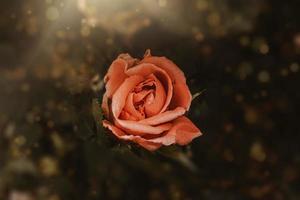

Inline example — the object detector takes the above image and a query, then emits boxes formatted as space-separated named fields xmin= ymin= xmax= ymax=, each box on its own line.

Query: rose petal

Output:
xmin=118 ymin=53 xmax=139 ymax=67
xmin=140 ymin=56 xmax=192 ymax=110
xmin=111 ymin=75 xmax=144 ymax=119
xmin=134 ymin=78 xmax=154 ymax=92
xmin=126 ymin=63 xmax=173 ymax=113
xmin=116 ymin=120 xmax=172 ymax=135
xmin=103 ymin=120 xmax=162 ymax=151
xmin=133 ymin=89 xmax=153 ymax=102
xmin=144 ymin=74 xmax=166 ymax=117
xmin=134 ymin=138 xmax=162 ymax=151
xmin=173 ymin=117 xmax=202 ymax=145
xmin=140 ymin=56 xmax=186 ymax=83
xmin=145 ymin=93 xmax=154 ymax=105
xmin=169 ymin=82 xmax=192 ymax=110
xmin=103 ymin=120 xmax=126 ymax=137
xmin=139 ymin=107 xmax=186 ymax=126
xmin=120 ymin=110 xmax=138 ymax=121
xmin=123 ymin=93 xmax=145 ymax=120
xmin=148 ymin=116 xmax=202 ymax=145
xmin=102 ymin=57 xmax=132 ymax=118
xmin=104 ymin=59 xmax=128 ymax=98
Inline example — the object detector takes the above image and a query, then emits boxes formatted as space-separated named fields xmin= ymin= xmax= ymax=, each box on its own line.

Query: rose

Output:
xmin=101 ymin=50 xmax=202 ymax=151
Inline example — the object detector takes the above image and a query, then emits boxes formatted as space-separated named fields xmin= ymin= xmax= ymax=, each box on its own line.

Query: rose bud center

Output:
xmin=121 ymin=74 xmax=167 ymax=121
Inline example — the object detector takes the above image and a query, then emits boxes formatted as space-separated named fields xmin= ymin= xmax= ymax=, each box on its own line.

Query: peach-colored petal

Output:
xmin=123 ymin=93 xmax=145 ymax=120
xmin=140 ymin=56 xmax=192 ymax=110
xmin=139 ymin=107 xmax=186 ymax=126
xmin=148 ymin=131 xmax=175 ymax=146
xmin=104 ymin=59 xmax=128 ymax=98
xmin=103 ymin=120 xmax=161 ymax=151
xmin=102 ymin=58 xmax=129 ymax=118
xmin=118 ymin=53 xmax=139 ymax=67
xmin=102 ymin=54 xmax=138 ymax=118
xmin=103 ymin=120 xmax=126 ymax=137
xmin=126 ymin=63 xmax=173 ymax=113
xmin=144 ymin=74 xmax=166 ymax=117
xmin=120 ymin=110 xmax=138 ymax=121
xmin=145 ymin=93 xmax=154 ymax=105
xmin=173 ymin=117 xmax=202 ymax=145
xmin=134 ymin=138 xmax=162 ymax=151
xmin=134 ymin=77 xmax=154 ymax=92
xmin=169 ymin=82 xmax=192 ymax=110
xmin=148 ymin=116 xmax=202 ymax=145
xmin=140 ymin=56 xmax=186 ymax=83
xmin=133 ymin=89 xmax=153 ymax=102
xmin=116 ymin=120 xmax=172 ymax=136
xmin=111 ymin=75 xmax=144 ymax=119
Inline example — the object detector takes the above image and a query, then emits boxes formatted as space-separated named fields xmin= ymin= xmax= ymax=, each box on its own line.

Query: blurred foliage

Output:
xmin=1 ymin=0 xmax=300 ymax=199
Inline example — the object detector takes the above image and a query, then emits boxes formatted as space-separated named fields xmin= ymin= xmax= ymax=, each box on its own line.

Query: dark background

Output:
xmin=0 ymin=0 xmax=300 ymax=199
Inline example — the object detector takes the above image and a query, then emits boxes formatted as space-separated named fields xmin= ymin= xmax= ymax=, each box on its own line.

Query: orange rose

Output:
xmin=101 ymin=50 xmax=202 ymax=151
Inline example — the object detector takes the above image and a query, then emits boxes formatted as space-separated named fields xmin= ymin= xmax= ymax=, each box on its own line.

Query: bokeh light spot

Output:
xmin=250 ymin=142 xmax=266 ymax=162
xmin=257 ymin=70 xmax=270 ymax=83
xmin=46 ymin=6 xmax=60 ymax=21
